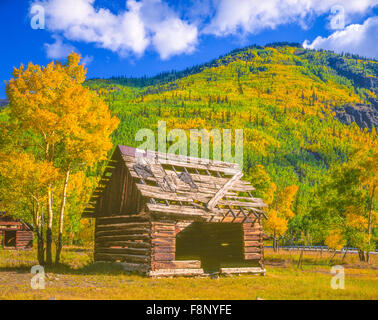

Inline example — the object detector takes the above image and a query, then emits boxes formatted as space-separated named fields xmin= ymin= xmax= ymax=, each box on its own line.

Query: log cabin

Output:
xmin=83 ymin=145 xmax=268 ymax=277
xmin=0 ymin=212 xmax=33 ymax=250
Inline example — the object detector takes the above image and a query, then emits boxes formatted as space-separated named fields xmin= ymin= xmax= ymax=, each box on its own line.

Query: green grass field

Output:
xmin=0 ymin=246 xmax=377 ymax=300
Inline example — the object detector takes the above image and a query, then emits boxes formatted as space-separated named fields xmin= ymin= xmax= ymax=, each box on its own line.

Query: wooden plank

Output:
xmin=151 ymin=238 xmax=175 ymax=246
xmin=151 ymin=246 xmax=175 ymax=253
xmin=94 ymin=253 xmax=150 ymax=263
xmin=95 ymin=230 xmax=150 ymax=238
xmin=244 ymin=247 xmax=262 ymax=253
xmin=147 ymin=203 xmax=231 ymax=216
xmin=95 ymin=247 xmax=149 ymax=255
xmin=152 ymin=260 xmax=201 ymax=270
xmin=151 ymin=231 xmax=176 ymax=238
xmin=96 ymin=234 xmax=151 ymax=241
xmin=245 ymin=253 xmax=261 ymax=260
xmin=128 ymin=164 xmax=253 ymax=192
xmin=207 ymin=171 xmax=243 ymax=211
xmin=243 ymin=235 xmax=261 ymax=241
xmin=95 ymin=240 xmax=151 ymax=248
xmin=244 ymin=241 xmax=261 ymax=247
xmin=147 ymin=203 xmax=209 ymax=217
xmin=136 ymin=185 xmax=192 ymax=202
xmin=148 ymin=268 xmax=204 ymax=277
xmin=96 ymin=222 xmax=150 ymax=229
xmin=97 ymin=215 xmax=150 ymax=224
xmin=95 ymin=227 xmax=151 ymax=235
xmin=123 ymin=152 xmax=239 ymax=170
xmin=218 ymin=200 xmax=267 ymax=208
xmin=152 ymin=224 xmax=176 ymax=231
xmin=220 ymin=267 xmax=265 ymax=275
xmin=152 ymin=252 xmax=175 ymax=261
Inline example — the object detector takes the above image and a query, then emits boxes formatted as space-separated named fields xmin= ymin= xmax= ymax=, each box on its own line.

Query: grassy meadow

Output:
xmin=0 ymin=246 xmax=376 ymax=300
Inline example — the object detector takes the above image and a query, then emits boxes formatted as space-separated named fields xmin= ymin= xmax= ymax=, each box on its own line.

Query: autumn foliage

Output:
xmin=0 ymin=53 xmax=119 ymax=265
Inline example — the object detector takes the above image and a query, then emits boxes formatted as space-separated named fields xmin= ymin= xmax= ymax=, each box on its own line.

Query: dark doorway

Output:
xmin=4 ymin=231 xmax=16 ymax=248
xmin=176 ymin=222 xmax=244 ymax=272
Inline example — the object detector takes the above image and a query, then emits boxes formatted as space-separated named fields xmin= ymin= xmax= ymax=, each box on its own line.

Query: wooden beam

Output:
xmin=206 ymin=171 xmax=243 ymax=211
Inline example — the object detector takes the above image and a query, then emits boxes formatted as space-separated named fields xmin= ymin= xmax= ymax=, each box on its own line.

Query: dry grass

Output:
xmin=0 ymin=247 xmax=377 ymax=300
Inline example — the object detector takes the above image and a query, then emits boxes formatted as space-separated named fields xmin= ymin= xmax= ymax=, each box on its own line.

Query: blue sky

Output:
xmin=0 ymin=0 xmax=377 ymax=98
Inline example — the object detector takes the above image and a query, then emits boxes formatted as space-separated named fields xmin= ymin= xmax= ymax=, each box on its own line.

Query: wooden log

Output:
xmin=124 ymin=154 xmax=239 ymax=174
xmin=218 ymin=200 xmax=267 ymax=208
xmin=244 ymin=235 xmax=262 ymax=241
xmin=95 ymin=240 xmax=150 ymax=248
xmin=152 ymin=260 xmax=201 ymax=270
xmin=151 ymin=231 xmax=176 ymax=239
xmin=244 ymin=241 xmax=261 ymax=247
xmin=151 ymin=223 xmax=175 ymax=230
xmin=123 ymin=150 xmax=240 ymax=169
xmin=148 ymin=268 xmax=204 ymax=277
xmin=148 ymin=203 xmax=218 ymax=217
xmin=220 ymin=267 xmax=265 ymax=275
xmin=152 ymin=252 xmax=175 ymax=261
xmin=95 ymin=247 xmax=149 ymax=255
xmin=207 ymin=171 xmax=243 ymax=211
xmin=152 ymin=246 xmax=175 ymax=253
xmin=151 ymin=238 xmax=175 ymax=246
xmin=94 ymin=253 xmax=149 ymax=263
xmin=95 ymin=228 xmax=151 ymax=237
xmin=96 ymin=234 xmax=151 ymax=241
xmin=96 ymin=222 xmax=150 ymax=229
xmin=244 ymin=247 xmax=262 ymax=253
xmin=127 ymin=164 xmax=253 ymax=192
xmin=97 ymin=215 xmax=150 ymax=222
xmin=245 ymin=253 xmax=261 ymax=260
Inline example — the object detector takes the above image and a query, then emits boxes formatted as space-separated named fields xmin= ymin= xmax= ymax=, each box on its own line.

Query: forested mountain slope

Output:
xmin=86 ymin=44 xmax=377 ymax=222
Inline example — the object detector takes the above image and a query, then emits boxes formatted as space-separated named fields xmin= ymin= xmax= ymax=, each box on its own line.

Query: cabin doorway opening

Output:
xmin=4 ymin=230 xmax=16 ymax=248
xmin=175 ymin=222 xmax=244 ymax=272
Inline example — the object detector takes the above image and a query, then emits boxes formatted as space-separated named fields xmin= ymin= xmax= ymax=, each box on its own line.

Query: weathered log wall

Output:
xmin=94 ymin=215 xmax=152 ymax=272
xmin=151 ymin=221 xmax=176 ymax=270
xmin=94 ymin=150 xmax=145 ymax=218
xmin=93 ymin=215 xmax=265 ymax=274
xmin=242 ymin=218 xmax=264 ymax=268
xmin=0 ymin=230 xmax=33 ymax=250
xmin=16 ymin=231 xmax=33 ymax=249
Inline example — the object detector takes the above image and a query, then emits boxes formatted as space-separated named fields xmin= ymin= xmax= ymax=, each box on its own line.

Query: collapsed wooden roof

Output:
xmin=0 ymin=212 xmax=33 ymax=231
xmin=83 ymin=145 xmax=267 ymax=223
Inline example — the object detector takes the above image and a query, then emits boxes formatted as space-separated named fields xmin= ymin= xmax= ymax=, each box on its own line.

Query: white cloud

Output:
xmin=44 ymin=35 xmax=76 ymax=59
xmin=152 ymin=18 xmax=198 ymax=59
xmin=33 ymin=0 xmax=198 ymax=59
xmin=81 ymin=55 xmax=94 ymax=66
xmin=44 ymin=35 xmax=94 ymax=65
xmin=34 ymin=0 xmax=378 ymax=60
xmin=203 ymin=0 xmax=378 ymax=36
xmin=303 ymin=16 xmax=378 ymax=59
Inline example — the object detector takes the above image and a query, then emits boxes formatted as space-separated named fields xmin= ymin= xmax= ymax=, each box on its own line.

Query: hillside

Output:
xmin=87 ymin=44 xmax=377 ymax=222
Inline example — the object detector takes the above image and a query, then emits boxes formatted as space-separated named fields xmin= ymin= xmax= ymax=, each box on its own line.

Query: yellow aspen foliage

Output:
xmin=325 ymin=230 xmax=346 ymax=251
xmin=4 ymin=52 xmax=119 ymax=264
xmin=6 ymin=52 xmax=119 ymax=166
xmin=0 ymin=152 xmax=59 ymax=213
xmin=275 ymin=185 xmax=299 ymax=219
xmin=246 ymin=164 xmax=276 ymax=205
xmin=345 ymin=206 xmax=369 ymax=231
xmin=265 ymin=209 xmax=288 ymax=238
